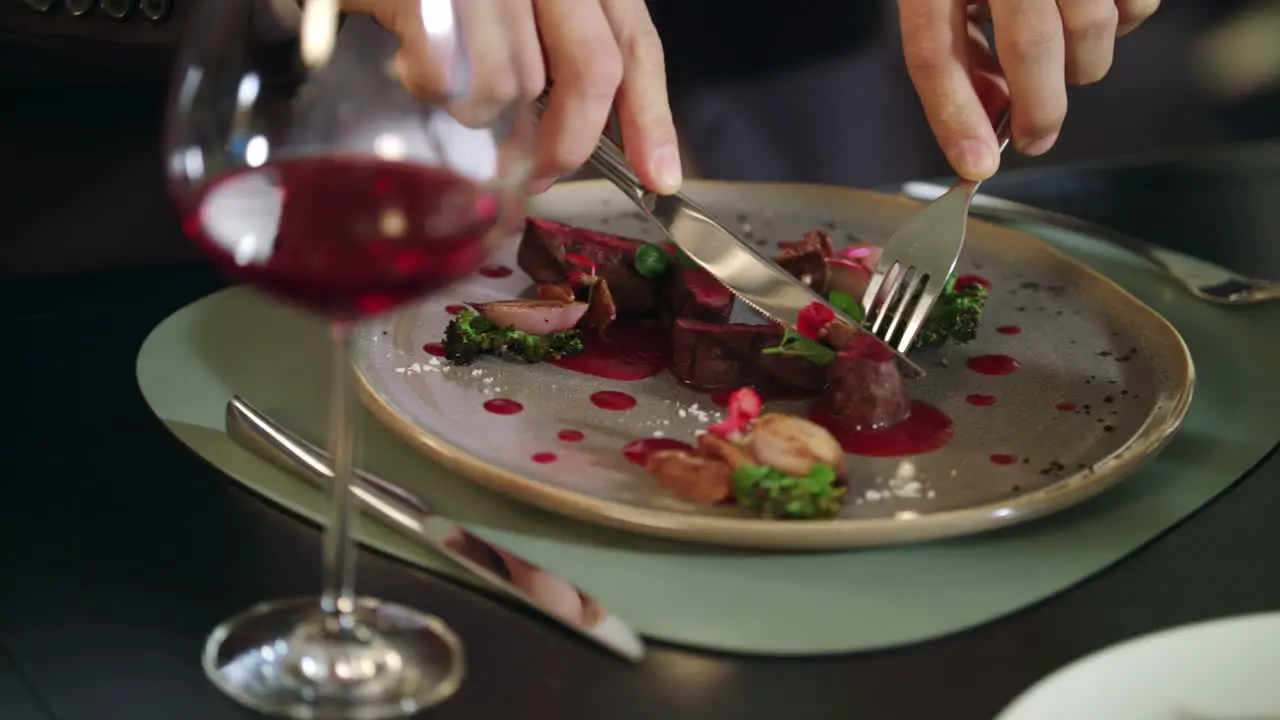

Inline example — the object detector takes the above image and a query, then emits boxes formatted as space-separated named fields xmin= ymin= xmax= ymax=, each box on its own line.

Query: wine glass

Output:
xmin=163 ymin=1 xmax=536 ymax=716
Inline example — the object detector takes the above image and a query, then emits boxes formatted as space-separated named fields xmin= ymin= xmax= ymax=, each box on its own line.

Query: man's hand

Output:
xmin=897 ymin=0 xmax=1160 ymax=181
xmin=342 ymin=0 xmax=681 ymax=196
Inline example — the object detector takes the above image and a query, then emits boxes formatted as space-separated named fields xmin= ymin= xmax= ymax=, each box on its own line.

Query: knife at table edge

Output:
xmin=223 ymin=396 xmax=646 ymax=663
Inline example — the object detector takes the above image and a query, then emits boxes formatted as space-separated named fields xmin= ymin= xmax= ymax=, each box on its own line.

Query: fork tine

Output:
xmin=883 ymin=268 xmax=924 ymax=345
xmin=861 ymin=267 xmax=890 ymax=324
xmin=867 ymin=263 xmax=905 ymax=335
xmin=895 ymin=276 xmax=941 ymax=353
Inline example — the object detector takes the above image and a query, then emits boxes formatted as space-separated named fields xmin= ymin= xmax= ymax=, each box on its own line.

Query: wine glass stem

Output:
xmin=320 ymin=320 xmax=358 ymax=622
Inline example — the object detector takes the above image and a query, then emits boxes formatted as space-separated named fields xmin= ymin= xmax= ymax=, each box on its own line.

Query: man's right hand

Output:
xmin=341 ymin=0 xmax=683 ymax=196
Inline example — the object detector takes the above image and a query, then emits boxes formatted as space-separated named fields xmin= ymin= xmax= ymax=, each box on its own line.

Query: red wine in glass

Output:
xmin=167 ymin=4 xmax=537 ymax=718
xmin=187 ymin=156 xmax=501 ymax=318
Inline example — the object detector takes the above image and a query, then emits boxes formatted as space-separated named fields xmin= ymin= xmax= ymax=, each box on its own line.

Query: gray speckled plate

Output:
xmin=352 ymin=181 xmax=1194 ymax=550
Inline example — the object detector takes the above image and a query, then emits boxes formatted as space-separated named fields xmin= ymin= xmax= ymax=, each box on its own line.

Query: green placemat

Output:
xmin=136 ymin=223 xmax=1280 ymax=656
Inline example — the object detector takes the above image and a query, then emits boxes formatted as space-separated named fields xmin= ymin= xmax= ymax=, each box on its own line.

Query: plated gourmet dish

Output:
xmin=433 ymin=218 xmax=990 ymax=520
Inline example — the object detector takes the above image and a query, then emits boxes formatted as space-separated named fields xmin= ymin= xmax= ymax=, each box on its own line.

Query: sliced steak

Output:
xmin=774 ymin=230 xmax=835 ymax=293
xmin=663 ymin=267 xmax=734 ymax=326
xmin=516 ymin=218 xmax=660 ymax=313
xmin=670 ymin=318 xmax=826 ymax=396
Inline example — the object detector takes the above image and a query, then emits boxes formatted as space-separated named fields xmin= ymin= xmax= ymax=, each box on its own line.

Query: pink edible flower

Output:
xmin=796 ymin=302 xmax=835 ymax=340
xmin=707 ymin=386 xmax=763 ymax=438
xmin=836 ymin=246 xmax=873 ymax=262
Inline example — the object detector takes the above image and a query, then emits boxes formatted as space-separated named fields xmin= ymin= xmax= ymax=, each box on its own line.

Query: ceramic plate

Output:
xmin=997 ymin=612 xmax=1280 ymax=719
xmin=352 ymin=181 xmax=1194 ymax=550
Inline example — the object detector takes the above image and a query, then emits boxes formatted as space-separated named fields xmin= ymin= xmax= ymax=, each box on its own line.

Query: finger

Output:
xmin=1057 ymin=0 xmax=1118 ymax=85
xmin=532 ymin=0 xmax=624 ymax=188
xmin=988 ymin=0 xmax=1067 ymax=156
xmin=966 ymin=22 xmax=1010 ymax=123
xmin=500 ymin=0 xmax=547 ymax=101
xmin=899 ymin=0 xmax=1000 ymax=180
xmin=345 ymin=0 xmax=453 ymax=98
xmin=443 ymin=0 xmax=521 ymax=125
xmin=1116 ymin=0 xmax=1160 ymax=36
xmin=601 ymin=0 xmax=681 ymax=194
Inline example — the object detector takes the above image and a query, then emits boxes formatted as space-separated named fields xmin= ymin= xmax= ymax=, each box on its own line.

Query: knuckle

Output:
xmin=1064 ymin=1 xmax=1119 ymax=35
xmin=621 ymin=26 xmax=666 ymax=68
xmin=574 ymin=49 xmax=624 ymax=102
xmin=1119 ymin=0 xmax=1160 ymax=23
xmin=1006 ymin=24 xmax=1060 ymax=60
xmin=901 ymin=30 xmax=952 ymax=74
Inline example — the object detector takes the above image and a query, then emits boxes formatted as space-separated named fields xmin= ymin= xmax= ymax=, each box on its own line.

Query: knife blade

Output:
xmin=568 ymin=129 xmax=924 ymax=378
xmin=643 ymin=191 xmax=922 ymax=377
xmin=223 ymin=396 xmax=646 ymax=663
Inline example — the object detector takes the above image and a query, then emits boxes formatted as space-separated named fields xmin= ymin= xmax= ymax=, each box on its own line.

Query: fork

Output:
xmin=862 ymin=109 xmax=1014 ymax=354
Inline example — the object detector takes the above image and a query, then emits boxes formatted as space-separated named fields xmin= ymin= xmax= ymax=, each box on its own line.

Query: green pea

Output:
xmin=634 ymin=243 xmax=671 ymax=278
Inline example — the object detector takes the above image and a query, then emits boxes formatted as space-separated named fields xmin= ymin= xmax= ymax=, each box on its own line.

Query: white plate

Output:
xmin=997 ymin=612 xmax=1280 ymax=720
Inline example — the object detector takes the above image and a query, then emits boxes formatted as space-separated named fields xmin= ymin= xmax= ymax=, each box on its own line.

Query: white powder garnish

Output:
xmin=652 ymin=431 xmax=665 ymax=438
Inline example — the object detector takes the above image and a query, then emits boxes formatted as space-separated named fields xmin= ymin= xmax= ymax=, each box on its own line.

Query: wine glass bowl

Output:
xmin=164 ymin=1 xmax=536 ymax=717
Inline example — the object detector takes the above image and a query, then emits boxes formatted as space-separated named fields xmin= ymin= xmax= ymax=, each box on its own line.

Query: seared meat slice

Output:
xmin=517 ymin=218 xmax=660 ymax=313
xmin=669 ymin=318 xmax=826 ymax=396
xmin=663 ymin=267 xmax=734 ymax=326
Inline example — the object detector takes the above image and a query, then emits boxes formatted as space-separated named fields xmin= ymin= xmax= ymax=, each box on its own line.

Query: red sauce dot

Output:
xmin=968 ymin=353 xmax=1021 ymax=376
xmin=558 ymin=429 xmax=585 ymax=443
xmin=996 ymin=325 xmax=1022 ymax=335
xmin=809 ymin=400 xmax=955 ymax=457
xmin=445 ymin=304 xmax=466 ymax=315
xmin=989 ymin=453 xmax=1019 ymax=465
xmin=423 ymin=342 xmax=446 ymax=357
xmin=478 ymin=264 xmax=513 ymax=279
xmin=954 ymin=274 xmax=991 ymax=291
xmin=590 ymin=390 xmax=637 ymax=411
xmin=531 ymin=452 xmax=557 ymax=464
xmin=1055 ymin=402 xmax=1078 ymax=413
xmin=482 ymin=398 xmax=524 ymax=415
xmin=621 ymin=438 xmax=695 ymax=466
xmin=966 ymin=393 xmax=998 ymax=407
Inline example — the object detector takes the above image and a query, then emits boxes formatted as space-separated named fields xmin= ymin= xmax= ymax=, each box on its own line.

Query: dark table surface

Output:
xmin=3 ymin=76 xmax=1280 ymax=719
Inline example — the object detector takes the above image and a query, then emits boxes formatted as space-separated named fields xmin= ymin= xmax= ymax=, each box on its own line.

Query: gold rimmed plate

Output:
xmin=352 ymin=181 xmax=1194 ymax=550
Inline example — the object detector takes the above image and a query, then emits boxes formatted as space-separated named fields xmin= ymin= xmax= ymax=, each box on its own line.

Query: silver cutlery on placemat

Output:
xmin=223 ymin=396 xmax=646 ymax=663
xmin=898 ymin=182 xmax=1280 ymax=305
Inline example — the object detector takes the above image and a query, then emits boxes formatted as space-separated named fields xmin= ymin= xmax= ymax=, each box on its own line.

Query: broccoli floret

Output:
xmin=732 ymin=462 xmax=846 ymax=520
xmin=910 ymin=277 xmax=988 ymax=351
xmin=443 ymin=309 xmax=585 ymax=365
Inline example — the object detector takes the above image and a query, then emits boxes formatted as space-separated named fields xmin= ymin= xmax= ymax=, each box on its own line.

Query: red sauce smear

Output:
xmin=809 ymin=400 xmax=955 ymax=457
xmin=989 ymin=453 xmax=1019 ymax=465
xmin=996 ymin=325 xmax=1022 ymax=335
xmin=423 ymin=342 xmax=445 ymax=357
xmin=621 ymin=438 xmax=695 ymax=466
xmin=966 ymin=393 xmax=998 ymax=407
xmin=558 ymin=429 xmax=585 ymax=443
xmin=954 ymin=274 xmax=991 ymax=291
xmin=1055 ymin=402 xmax=1078 ymax=413
xmin=968 ymin=354 xmax=1021 ymax=376
xmin=477 ymin=264 xmax=513 ymax=278
xmin=482 ymin=398 xmax=524 ymax=415
xmin=531 ymin=452 xmax=558 ymax=464
xmin=590 ymin=390 xmax=637 ymax=411
xmin=551 ymin=320 xmax=669 ymax=381
xmin=444 ymin=304 xmax=466 ymax=315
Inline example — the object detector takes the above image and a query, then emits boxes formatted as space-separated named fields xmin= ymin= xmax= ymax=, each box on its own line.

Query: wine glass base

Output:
xmin=202 ymin=597 xmax=464 ymax=720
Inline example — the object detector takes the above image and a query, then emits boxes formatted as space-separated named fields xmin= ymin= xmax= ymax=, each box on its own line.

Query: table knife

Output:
xmin=224 ymin=396 xmax=646 ymax=663
xmin=531 ymin=93 xmax=923 ymax=378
